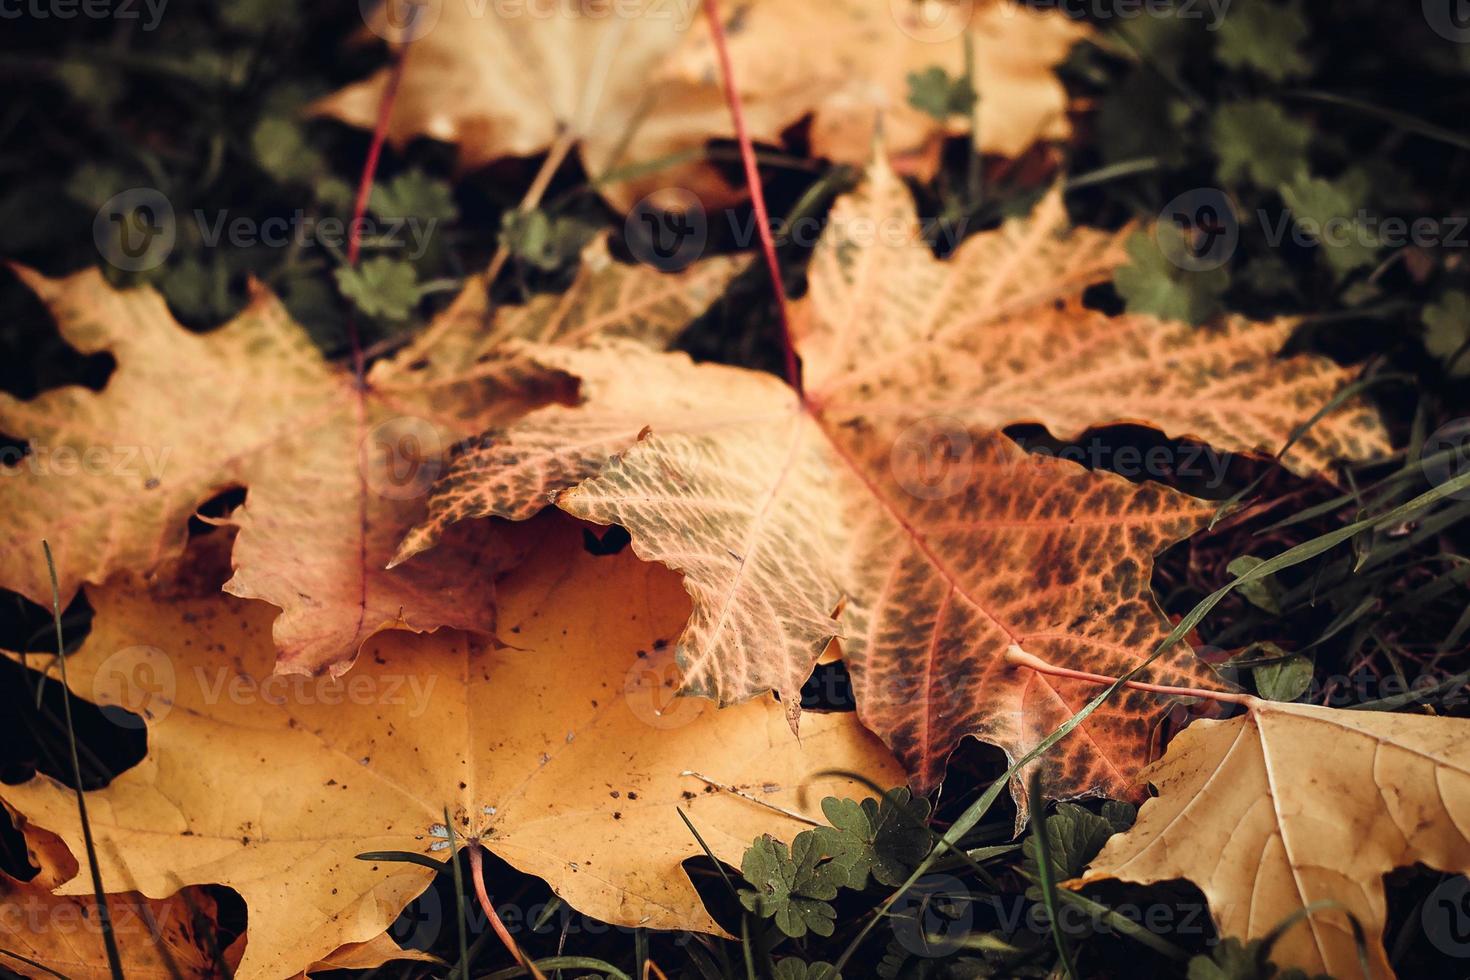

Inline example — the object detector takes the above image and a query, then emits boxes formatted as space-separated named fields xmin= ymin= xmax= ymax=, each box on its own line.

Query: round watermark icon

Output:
xmin=890 ymin=416 xmax=973 ymax=500
xmin=1424 ymin=0 xmax=1470 ymax=42
xmin=623 ymin=645 xmax=707 ymax=730
xmin=94 ymin=188 xmax=175 ymax=272
xmin=890 ymin=873 xmax=973 ymax=957
xmin=388 ymin=882 xmax=444 ymax=951
xmin=360 ymin=416 xmax=445 ymax=500
xmin=91 ymin=645 xmax=175 ymax=729
xmin=1421 ymin=418 xmax=1470 ymax=501
xmin=362 ymin=0 xmax=441 ymax=42
xmin=624 ymin=189 xmax=707 ymax=272
xmin=1157 ymin=188 xmax=1239 ymax=272
xmin=1424 ymin=875 xmax=1470 ymax=957
xmin=890 ymin=0 xmax=974 ymax=42
xmin=354 ymin=876 xmax=445 ymax=952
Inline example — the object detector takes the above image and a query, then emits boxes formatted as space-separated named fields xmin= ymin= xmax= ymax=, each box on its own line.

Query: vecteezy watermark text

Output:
xmin=0 ymin=443 xmax=172 ymax=482
xmin=0 ymin=0 xmax=166 ymax=30
xmin=94 ymin=188 xmax=442 ymax=272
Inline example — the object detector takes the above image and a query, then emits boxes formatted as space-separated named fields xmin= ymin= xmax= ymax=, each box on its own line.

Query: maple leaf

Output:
xmin=0 ymin=819 xmax=248 ymax=979
xmin=0 ymin=874 xmax=235 ymax=980
xmin=0 ymin=237 xmax=740 ymax=676
xmin=313 ymin=0 xmax=1087 ymax=211
xmin=0 ymin=518 xmax=901 ymax=980
xmin=1076 ymin=699 xmax=1470 ymax=979
xmin=396 ymin=159 xmax=1387 ymax=812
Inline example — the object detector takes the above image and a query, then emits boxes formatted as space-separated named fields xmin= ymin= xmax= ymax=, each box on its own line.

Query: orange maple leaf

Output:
xmin=396 ymin=159 xmax=1389 ymax=812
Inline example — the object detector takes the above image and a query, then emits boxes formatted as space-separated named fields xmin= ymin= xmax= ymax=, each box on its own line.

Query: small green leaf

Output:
xmin=1279 ymin=173 xmax=1380 ymax=278
xmin=334 ymin=256 xmax=424 ymax=321
xmin=251 ymin=117 xmax=325 ymax=186
xmin=1247 ymin=643 xmax=1313 ymax=702
xmin=738 ymin=832 xmax=843 ymax=938
xmin=313 ymin=176 xmax=356 ymax=216
xmin=905 ymin=66 xmax=976 ymax=121
xmin=370 ymin=170 xmax=458 ymax=224
xmin=811 ymin=787 xmax=932 ymax=890
xmin=1021 ymin=801 xmax=1134 ymax=894
xmin=55 ymin=58 xmax=120 ymax=110
xmin=1227 ymin=556 xmax=1284 ymax=614
xmin=1216 ymin=0 xmax=1312 ymax=81
xmin=499 ymin=209 xmax=599 ymax=273
xmin=1187 ymin=936 xmax=1331 ymax=980
xmin=1114 ymin=227 xmax=1229 ymax=325
xmin=772 ymin=960 xmax=842 ymax=980
xmin=1210 ymin=100 xmax=1311 ymax=189
xmin=65 ymin=164 xmax=132 ymax=212
xmin=1424 ymin=291 xmax=1470 ymax=377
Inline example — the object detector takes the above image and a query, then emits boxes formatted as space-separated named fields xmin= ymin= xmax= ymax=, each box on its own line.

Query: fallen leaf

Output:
xmin=1 ymin=517 xmax=901 ymax=980
xmin=609 ymin=0 xmax=1091 ymax=209
xmin=297 ymin=933 xmax=441 ymax=977
xmin=1076 ymin=699 xmax=1470 ymax=979
xmin=0 ymin=873 xmax=236 ymax=980
xmin=395 ymin=159 xmax=1385 ymax=810
xmin=314 ymin=0 xmax=1088 ymax=210
xmin=0 ymin=237 xmax=740 ymax=676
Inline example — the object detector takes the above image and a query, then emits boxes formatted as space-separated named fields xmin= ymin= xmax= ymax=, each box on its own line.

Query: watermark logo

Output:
xmin=625 ymin=189 xmax=708 ymax=272
xmin=1422 ymin=418 xmax=1470 ymax=501
xmin=1158 ymin=188 xmax=1239 ymax=272
xmin=93 ymin=189 xmax=443 ymax=272
xmin=891 ymin=416 xmax=973 ymax=500
xmin=94 ymin=188 xmax=175 ymax=273
xmin=1025 ymin=0 xmax=1231 ymax=30
xmin=890 ymin=0 xmax=973 ymax=42
xmin=0 ymin=0 xmax=168 ymax=30
xmin=192 ymin=668 xmax=440 ymax=716
xmin=1424 ymin=876 xmax=1470 ymax=957
xmin=891 ymin=873 xmax=973 ymax=956
xmin=1424 ymin=0 xmax=1470 ymax=42
xmin=623 ymin=644 xmax=707 ymax=729
xmin=92 ymin=645 xmax=176 ymax=729
xmin=387 ymin=883 xmax=444 ymax=950
xmin=361 ymin=416 xmax=446 ymax=500
xmin=363 ymin=0 xmax=441 ymax=41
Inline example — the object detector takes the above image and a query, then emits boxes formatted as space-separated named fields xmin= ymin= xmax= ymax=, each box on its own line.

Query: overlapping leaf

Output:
xmin=396 ymin=158 xmax=1387 ymax=812
xmin=0 ymin=238 xmax=740 ymax=676
xmin=0 ymin=875 xmax=231 ymax=980
xmin=315 ymin=0 xmax=1087 ymax=210
xmin=1077 ymin=700 xmax=1470 ymax=979
xmin=1 ymin=518 xmax=901 ymax=979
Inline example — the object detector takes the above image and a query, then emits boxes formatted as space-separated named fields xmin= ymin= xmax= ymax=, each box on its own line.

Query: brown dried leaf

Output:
xmin=1078 ymin=700 xmax=1470 ymax=980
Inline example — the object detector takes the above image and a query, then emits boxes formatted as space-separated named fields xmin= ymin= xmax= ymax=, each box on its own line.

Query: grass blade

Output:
xmin=1026 ymin=772 xmax=1078 ymax=979
xmin=42 ymin=541 xmax=124 ymax=980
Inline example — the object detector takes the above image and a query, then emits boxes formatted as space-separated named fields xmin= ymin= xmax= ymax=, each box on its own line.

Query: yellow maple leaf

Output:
xmin=2 ymin=518 xmax=901 ymax=980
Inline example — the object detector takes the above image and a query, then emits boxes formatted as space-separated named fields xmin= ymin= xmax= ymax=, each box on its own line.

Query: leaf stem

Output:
xmin=466 ymin=843 xmax=547 ymax=980
xmin=702 ymin=0 xmax=802 ymax=398
xmin=1005 ymin=645 xmax=1258 ymax=708
xmin=343 ymin=40 xmax=410 ymax=384
xmin=679 ymin=770 xmax=823 ymax=825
